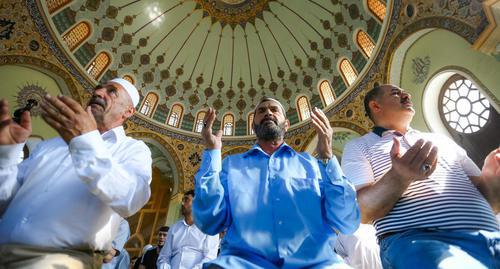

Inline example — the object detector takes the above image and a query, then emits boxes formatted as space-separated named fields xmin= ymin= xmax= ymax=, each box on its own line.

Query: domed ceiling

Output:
xmin=38 ymin=0 xmax=389 ymax=137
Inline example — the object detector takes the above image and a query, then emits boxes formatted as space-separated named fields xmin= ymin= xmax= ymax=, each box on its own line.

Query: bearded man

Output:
xmin=192 ymin=97 xmax=360 ymax=268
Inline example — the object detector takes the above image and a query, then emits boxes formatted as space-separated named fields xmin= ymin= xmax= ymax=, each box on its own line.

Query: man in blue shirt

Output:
xmin=193 ymin=97 xmax=360 ymax=268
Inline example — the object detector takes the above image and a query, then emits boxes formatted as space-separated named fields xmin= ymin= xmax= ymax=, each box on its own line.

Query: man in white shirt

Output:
xmin=157 ymin=190 xmax=219 ymax=269
xmin=0 ymin=78 xmax=152 ymax=269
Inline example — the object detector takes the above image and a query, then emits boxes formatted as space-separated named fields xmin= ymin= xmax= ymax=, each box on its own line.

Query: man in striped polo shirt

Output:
xmin=342 ymin=84 xmax=499 ymax=269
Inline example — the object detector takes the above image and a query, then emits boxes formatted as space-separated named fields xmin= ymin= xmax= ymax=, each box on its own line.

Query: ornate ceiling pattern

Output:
xmin=38 ymin=0 xmax=387 ymax=136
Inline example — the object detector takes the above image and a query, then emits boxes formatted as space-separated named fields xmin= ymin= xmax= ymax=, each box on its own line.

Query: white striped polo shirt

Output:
xmin=342 ymin=127 xmax=499 ymax=237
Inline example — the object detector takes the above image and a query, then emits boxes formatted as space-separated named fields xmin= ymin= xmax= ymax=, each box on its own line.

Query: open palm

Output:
xmin=0 ymin=99 xmax=31 ymax=145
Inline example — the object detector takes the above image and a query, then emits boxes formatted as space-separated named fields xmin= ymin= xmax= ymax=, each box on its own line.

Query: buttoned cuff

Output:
xmin=68 ymin=130 xmax=107 ymax=168
xmin=325 ymin=156 xmax=345 ymax=184
xmin=200 ymin=149 xmax=222 ymax=173
xmin=69 ymin=130 xmax=105 ymax=153
xmin=0 ymin=143 xmax=25 ymax=167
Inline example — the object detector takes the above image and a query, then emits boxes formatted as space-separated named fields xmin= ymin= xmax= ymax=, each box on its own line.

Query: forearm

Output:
xmin=357 ymin=169 xmax=411 ymax=223
xmin=70 ymin=131 xmax=152 ymax=216
xmin=323 ymin=157 xmax=360 ymax=234
xmin=470 ymin=176 xmax=500 ymax=213
xmin=193 ymin=150 xmax=229 ymax=235
xmin=0 ymin=143 xmax=24 ymax=213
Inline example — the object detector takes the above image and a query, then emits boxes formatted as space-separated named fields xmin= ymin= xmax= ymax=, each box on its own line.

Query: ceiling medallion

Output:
xmin=16 ymin=84 xmax=48 ymax=117
xmin=195 ymin=0 xmax=272 ymax=26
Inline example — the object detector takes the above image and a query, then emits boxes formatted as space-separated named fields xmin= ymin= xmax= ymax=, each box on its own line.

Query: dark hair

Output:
xmin=159 ymin=226 xmax=169 ymax=232
xmin=184 ymin=189 xmax=195 ymax=197
xmin=363 ymin=85 xmax=384 ymax=122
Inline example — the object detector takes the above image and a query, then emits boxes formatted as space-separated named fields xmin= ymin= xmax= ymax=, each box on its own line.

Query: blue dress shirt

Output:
xmin=193 ymin=143 xmax=360 ymax=268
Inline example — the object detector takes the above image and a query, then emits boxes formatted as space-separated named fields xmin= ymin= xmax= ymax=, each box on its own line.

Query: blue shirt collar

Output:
xmin=243 ymin=142 xmax=295 ymax=158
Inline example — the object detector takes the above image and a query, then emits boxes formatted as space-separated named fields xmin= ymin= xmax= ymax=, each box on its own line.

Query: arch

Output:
xmin=194 ymin=110 xmax=207 ymax=133
xmin=123 ymin=75 xmax=135 ymax=85
xmin=139 ymin=92 xmax=159 ymax=117
xmin=0 ymin=55 xmax=80 ymax=103
xmin=247 ymin=112 xmax=255 ymax=135
xmin=167 ymin=103 xmax=184 ymax=128
xmin=366 ymin=0 xmax=386 ymax=22
xmin=222 ymin=113 xmax=235 ymax=136
xmin=46 ymin=0 xmax=72 ymax=14
xmin=296 ymin=96 xmax=311 ymax=121
xmin=338 ymin=58 xmax=358 ymax=87
xmin=86 ymin=51 xmax=111 ymax=81
xmin=318 ymin=79 xmax=336 ymax=107
xmin=355 ymin=29 xmax=375 ymax=59
xmin=62 ymin=21 xmax=91 ymax=52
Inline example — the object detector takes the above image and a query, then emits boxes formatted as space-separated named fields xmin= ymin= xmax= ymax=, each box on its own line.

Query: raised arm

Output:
xmin=469 ymin=147 xmax=500 ymax=213
xmin=40 ymin=95 xmax=152 ymax=217
xmin=0 ymin=99 xmax=31 ymax=213
xmin=192 ymin=108 xmax=231 ymax=235
xmin=311 ymin=107 xmax=359 ymax=234
xmin=343 ymin=138 xmax=438 ymax=223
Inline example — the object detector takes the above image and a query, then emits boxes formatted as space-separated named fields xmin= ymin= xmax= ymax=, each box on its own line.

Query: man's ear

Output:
xmin=369 ymin=100 xmax=381 ymax=114
xmin=123 ymin=106 xmax=136 ymax=119
xmin=284 ymin=119 xmax=290 ymax=131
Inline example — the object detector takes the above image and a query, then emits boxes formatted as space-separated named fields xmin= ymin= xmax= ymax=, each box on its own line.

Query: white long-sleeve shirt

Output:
xmin=0 ymin=126 xmax=152 ymax=251
xmin=157 ymin=219 xmax=219 ymax=269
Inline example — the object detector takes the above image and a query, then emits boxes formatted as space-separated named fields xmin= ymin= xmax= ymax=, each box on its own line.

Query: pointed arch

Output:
xmin=356 ymin=30 xmax=376 ymax=58
xmin=222 ymin=114 xmax=234 ymax=136
xmin=47 ymin=0 xmax=72 ymax=14
xmin=318 ymin=80 xmax=336 ymax=107
xmin=194 ymin=111 xmax=207 ymax=133
xmin=139 ymin=92 xmax=159 ymax=117
xmin=62 ymin=21 xmax=91 ymax=52
xmin=367 ymin=0 xmax=386 ymax=22
xmin=167 ymin=104 xmax=183 ymax=128
xmin=123 ymin=75 xmax=135 ymax=85
xmin=297 ymin=96 xmax=311 ymax=121
xmin=87 ymin=51 xmax=111 ymax=80
xmin=247 ymin=112 xmax=255 ymax=135
xmin=339 ymin=58 xmax=358 ymax=87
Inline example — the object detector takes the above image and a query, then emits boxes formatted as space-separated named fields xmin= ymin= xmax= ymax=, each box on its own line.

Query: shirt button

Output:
xmin=275 ymin=198 xmax=280 ymax=202
xmin=278 ymin=221 xmax=283 ymax=225
xmin=21 ymin=217 xmax=28 ymax=223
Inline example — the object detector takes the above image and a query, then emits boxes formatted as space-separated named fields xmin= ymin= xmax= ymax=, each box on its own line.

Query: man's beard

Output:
xmin=253 ymin=118 xmax=286 ymax=141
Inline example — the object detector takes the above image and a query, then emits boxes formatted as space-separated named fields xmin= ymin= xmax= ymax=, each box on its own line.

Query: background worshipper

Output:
xmin=157 ymin=190 xmax=219 ymax=269
xmin=342 ymin=84 xmax=499 ymax=269
xmin=192 ymin=97 xmax=360 ymax=268
xmin=139 ymin=226 xmax=169 ymax=269
xmin=133 ymin=244 xmax=154 ymax=269
xmin=0 ymin=78 xmax=152 ymax=269
xmin=102 ymin=218 xmax=131 ymax=269
xmin=334 ymin=224 xmax=382 ymax=269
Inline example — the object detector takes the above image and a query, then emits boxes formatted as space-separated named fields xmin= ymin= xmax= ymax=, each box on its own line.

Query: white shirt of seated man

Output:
xmin=157 ymin=191 xmax=219 ymax=269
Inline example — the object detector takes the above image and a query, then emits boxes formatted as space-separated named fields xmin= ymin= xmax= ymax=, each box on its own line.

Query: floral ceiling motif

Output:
xmin=38 ymin=0 xmax=389 ymax=136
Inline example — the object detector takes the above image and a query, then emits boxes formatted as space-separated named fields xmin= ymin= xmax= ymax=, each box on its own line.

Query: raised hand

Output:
xmin=389 ymin=138 xmax=438 ymax=183
xmin=0 ymin=99 xmax=32 ymax=145
xmin=40 ymin=94 xmax=97 ymax=143
xmin=311 ymin=107 xmax=333 ymax=159
xmin=481 ymin=147 xmax=500 ymax=181
xmin=201 ymin=107 xmax=222 ymax=150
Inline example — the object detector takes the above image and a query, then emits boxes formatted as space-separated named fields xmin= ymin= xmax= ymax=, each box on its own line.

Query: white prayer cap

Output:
xmin=109 ymin=78 xmax=140 ymax=107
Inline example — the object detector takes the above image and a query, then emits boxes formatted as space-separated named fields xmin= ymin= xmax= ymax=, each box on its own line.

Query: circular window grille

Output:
xmin=440 ymin=77 xmax=490 ymax=134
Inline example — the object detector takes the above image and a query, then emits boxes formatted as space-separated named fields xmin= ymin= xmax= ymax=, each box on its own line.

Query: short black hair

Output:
xmin=364 ymin=85 xmax=384 ymax=122
xmin=184 ymin=189 xmax=195 ymax=197
xmin=159 ymin=226 xmax=169 ymax=232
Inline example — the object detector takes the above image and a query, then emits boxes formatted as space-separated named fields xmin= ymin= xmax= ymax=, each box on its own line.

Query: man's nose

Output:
xmin=402 ymin=91 xmax=411 ymax=99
